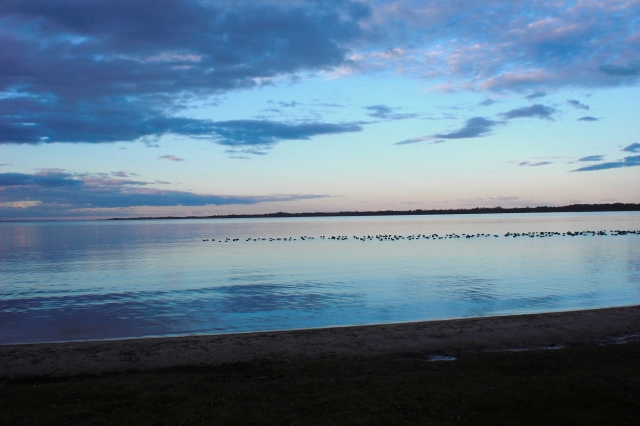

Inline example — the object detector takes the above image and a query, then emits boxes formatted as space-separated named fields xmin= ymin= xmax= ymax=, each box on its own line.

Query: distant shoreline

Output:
xmin=107 ymin=202 xmax=640 ymax=221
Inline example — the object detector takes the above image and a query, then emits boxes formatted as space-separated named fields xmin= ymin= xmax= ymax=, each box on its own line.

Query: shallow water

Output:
xmin=1 ymin=212 xmax=639 ymax=344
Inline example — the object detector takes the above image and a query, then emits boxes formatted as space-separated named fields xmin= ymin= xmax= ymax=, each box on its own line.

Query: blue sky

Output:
xmin=1 ymin=0 xmax=639 ymax=219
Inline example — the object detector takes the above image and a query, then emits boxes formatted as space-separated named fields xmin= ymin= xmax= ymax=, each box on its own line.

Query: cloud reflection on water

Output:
xmin=1 ymin=214 xmax=639 ymax=344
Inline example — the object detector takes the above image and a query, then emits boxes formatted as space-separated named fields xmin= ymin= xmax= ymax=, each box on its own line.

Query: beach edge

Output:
xmin=3 ymin=305 xmax=640 ymax=378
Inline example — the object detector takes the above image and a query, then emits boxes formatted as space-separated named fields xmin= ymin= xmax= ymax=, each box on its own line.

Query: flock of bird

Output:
xmin=202 ymin=229 xmax=639 ymax=243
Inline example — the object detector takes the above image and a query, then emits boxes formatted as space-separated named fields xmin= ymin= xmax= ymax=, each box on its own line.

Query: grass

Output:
xmin=1 ymin=341 xmax=640 ymax=425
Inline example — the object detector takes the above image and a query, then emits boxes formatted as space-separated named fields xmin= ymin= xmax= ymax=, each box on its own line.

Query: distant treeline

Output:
xmin=107 ymin=203 xmax=640 ymax=221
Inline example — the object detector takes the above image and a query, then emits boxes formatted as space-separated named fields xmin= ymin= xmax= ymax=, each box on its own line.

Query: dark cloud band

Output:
xmin=0 ymin=97 xmax=362 ymax=150
xmin=501 ymin=104 xmax=555 ymax=120
xmin=567 ymin=100 xmax=589 ymax=111
xmin=622 ymin=143 xmax=640 ymax=153
xmin=436 ymin=117 xmax=499 ymax=139
xmin=572 ymin=155 xmax=640 ymax=172
xmin=363 ymin=105 xmax=417 ymax=120
xmin=577 ymin=155 xmax=604 ymax=162
xmin=0 ymin=171 xmax=330 ymax=218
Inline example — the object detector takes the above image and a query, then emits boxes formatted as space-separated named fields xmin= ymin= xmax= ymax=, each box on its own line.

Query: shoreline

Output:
xmin=2 ymin=305 xmax=640 ymax=378
xmin=105 ymin=203 xmax=640 ymax=221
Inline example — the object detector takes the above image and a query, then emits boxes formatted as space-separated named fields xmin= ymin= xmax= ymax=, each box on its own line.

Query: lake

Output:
xmin=1 ymin=212 xmax=639 ymax=344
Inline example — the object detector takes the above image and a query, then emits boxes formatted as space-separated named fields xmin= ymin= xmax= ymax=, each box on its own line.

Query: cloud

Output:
xmin=208 ymin=120 xmax=362 ymax=151
xmin=278 ymin=101 xmax=300 ymax=108
xmin=0 ymin=97 xmax=362 ymax=153
xmin=311 ymin=102 xmax=344 ymax=108
xmin=525 ymin=91 xmax=547 ymax=100
xmin=436 ymin=117 xmax=499 ymax=139
xmin=1 ymin=1 xmax=368 ymax=99
xmin=394 ymin=135 xmax=434 ymax=146
xmin=111 ymin=171 xmax=137 ymax=178
xmin=395 ymin=116 xmax=499 ymax=145
xmin=577 ymin=155 xmax=604 ymax=162
xmin=622 ymin=143 xmax=640 ymax=153
xmin=578 ymin=116 xmax=598 ymax=121
xmin=0 ymin=170 xmax=331 ymax=218
xmin=363 ymin=104 xmax=417 ymax=120
xmin=598 ymin=64 xmax=640 ymax=77
xmin=501 ymin=104 xmax=555 ymax=120
xmin=3 ymin=0 xmax=639 ymax=151
xmin=158 ymin=155 xmax=185 ymax=162
xmin=0 ymin=171 xmax=83 ymax=187
xmin=357 ymin=1 xmax=640 ymax=91
xmin=478 ymin=98 xmax=496 ymax=106
xmin=397 ymin=103 xmax=557 ymax=148
xmin=567 ymin=100 xmax=589 ymax=110
xmin=224 ymin=147 xmax=269 ymax=158
xmin=571 ymin=155 xmax=640 ymax=172
xmin=0 ymin=0 xmax=370 ymax=149
xmin=519 ymin=161 xmax=552 ymax=167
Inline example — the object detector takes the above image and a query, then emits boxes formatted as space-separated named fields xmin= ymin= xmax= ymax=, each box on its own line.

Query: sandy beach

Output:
xmin=2 ymin=305 xmax=639 ymax=378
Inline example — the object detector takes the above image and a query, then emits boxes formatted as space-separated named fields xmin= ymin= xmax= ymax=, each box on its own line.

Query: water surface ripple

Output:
xmin=1 ymin=212 xmax=639 ymax=344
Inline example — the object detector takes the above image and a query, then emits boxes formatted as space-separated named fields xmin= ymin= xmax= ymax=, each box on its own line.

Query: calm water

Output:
xmin=1 ymin=212 xmax=639 ymax=344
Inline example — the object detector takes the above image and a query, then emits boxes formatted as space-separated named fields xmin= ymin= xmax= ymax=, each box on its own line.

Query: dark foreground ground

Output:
xmin=2 ymin=340 xmax=639 ymax=425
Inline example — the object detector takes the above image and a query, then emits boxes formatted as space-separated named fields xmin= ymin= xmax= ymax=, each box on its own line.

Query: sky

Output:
xmin=1 ymin=0 xmax=639 ymax=220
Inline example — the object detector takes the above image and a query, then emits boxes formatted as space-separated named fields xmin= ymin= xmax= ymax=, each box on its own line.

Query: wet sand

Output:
xmin=2 ymin=305 xmax=640 ymax=378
